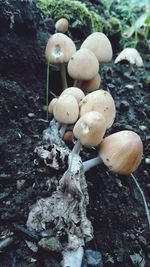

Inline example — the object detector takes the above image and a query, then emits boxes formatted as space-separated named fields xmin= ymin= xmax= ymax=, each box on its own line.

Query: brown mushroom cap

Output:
xmin=99 ymin=130 xmax=143 ymax=175
xmin=48 ymin=98 xmax=58 ymax=114
xmin=114 ymin=48 xmax=143 ymax=67
xmin=79 ymin=90 xmax=116 ymax=129
xmin=80 ymin=73 xmax=101 ymax=93
xmin=80 ymin=32 xmax=113 ymax=63
xmin=55 ymin=18 xmax=69 ymax=33
xmin=73 ymin=111 xmax=106 ymax=147
xmin=60 ymin=87 xmax=85 ymax=103
xmin=45 ymin=33 xmax=76 ymax=63
xmin=53 ymin=94 xmax=79 ymax=124
xmin=67 ymin=48 xmax=99 ymax=80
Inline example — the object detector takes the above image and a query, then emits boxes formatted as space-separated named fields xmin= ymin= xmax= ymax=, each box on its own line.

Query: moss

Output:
xmin=37 ymin=0 xmax=104 ymax=34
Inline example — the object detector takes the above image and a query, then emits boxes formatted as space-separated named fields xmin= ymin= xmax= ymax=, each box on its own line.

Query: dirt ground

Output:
xmin=0 ymin=1 xmax=150 ymax=266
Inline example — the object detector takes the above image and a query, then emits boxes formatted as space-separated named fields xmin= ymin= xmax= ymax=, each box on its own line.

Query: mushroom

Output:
xmin=72 ymin=111 xmax=106 ymax=154
xmin=114 ymin=48 xmax=144 ymax=74
xmin=83 ymin=130 xmax=150 ymax=228
xmin=83 ymin=130 xmax=143 ymax=174
xmin=45 ymin=32 xmax=76 ymax=89
xmin=48 ymin=98 xmax=58 ymax=115
xmin=80 ymin=32 xmax=113 ymax=63
xmin=80 ymin=73 xmax=101 ymax=93
xmin=60 ymin=87 xmax=85 ymax=103
xmin=67 ymin=48 xmax=99 ymax=87
xmin=55 ymin=18 xmax=69 ymax=33
xmin=79 ymin=90 xmax=116 ymax=129
xmin=53 ymin=94 xmax=79 ymax=137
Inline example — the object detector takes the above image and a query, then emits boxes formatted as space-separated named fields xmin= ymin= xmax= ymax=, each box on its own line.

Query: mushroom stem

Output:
xmin=60 ymin=63 xmax=68 ymax=90
xmin=59 ymin=124 xmax=67 ymax=138
xmin=73 ymin=80 xmax=81 ymax=88
xmin=46 ymin=60 xmax=50 ymax=120
xmin=72 ymin=140 xmax=82 ymax=155
xmin=129 ymin=63 xmax=134 ymax=75
xmin=83 ymin=156 xmax=102 ymax=172
xmin=131 ymin=173 xmax=150 ymax=230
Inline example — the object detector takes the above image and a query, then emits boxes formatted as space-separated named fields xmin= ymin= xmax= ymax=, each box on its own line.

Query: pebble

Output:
xmin=28 ymin=113 xmax=35 ymax=118
xmin=145 ymin=158 xmax=150 ymax=164
xmin=139 ymin=125 xmax=147 ymax=131
xmin=125 ymin=84 xmax=134 ymax=89
xmin=82 ymin=250 xmax=103 ymax=267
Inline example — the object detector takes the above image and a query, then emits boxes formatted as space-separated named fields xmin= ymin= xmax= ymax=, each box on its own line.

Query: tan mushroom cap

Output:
xmin=80 ymin=90 xmax=116 ymax=129
xmin=99 ymin=130 xmax=143 ymax=175
xmin=60 ymin=87 xmax=85 ymax=103
xmin=45 ymin=33 xmax=76 ymax=63
xmin=55 ymin=18 xmax=69 ymax=33
xmin=53 ymin=94 xmax=79 ymax=124
xmin=67 ymin=48 xmax=99 ymax=80
xmin=48 ymin=98 xmax=57 ymax=114
xmin=73 ymin=111 xmax=106 ymax=147
xmin=80 ymin=32 xmax=113 ymax=63
xmin=115 ymin=48 xmax=143 ymax=67
xmin=80 ymin=73 xmax=101 ymax=93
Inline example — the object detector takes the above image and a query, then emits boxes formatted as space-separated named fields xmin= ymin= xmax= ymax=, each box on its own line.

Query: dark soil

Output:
xmin=0 ymin=1 xmax=150 ymax=267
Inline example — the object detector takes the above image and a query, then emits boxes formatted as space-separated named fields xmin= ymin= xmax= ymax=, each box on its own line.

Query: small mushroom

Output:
xmin=80 ymin=73 xmax=101 ymax=93
xmin=80 ymin=32 xmax=113 ymax=63
xmin=55 ymin=18 xmax=69 ymax=33
xmin=53 ymin=94 xmax=79 ymax=137
xmin=45 ymin=33 xmax=76 ymax=90
xmin=60 ymin=87 xmax=85 ymax=103
xmin=83 ymin=130 xmax=143 ymax=174
xmin=79 ymin=90 xmax=116 ymax=129
xmin=72 ymin=111 xmax=106 ymax=154
xmin=67 ymin=48 xmax=99 ymax=87
xmin=48 ymin=98 xmax=58 ymax=115
xmin=114 ymin=48 xmax=143 ymax=74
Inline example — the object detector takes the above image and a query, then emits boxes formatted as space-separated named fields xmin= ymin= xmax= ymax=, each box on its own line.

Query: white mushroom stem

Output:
xmin=73 ymin=79 xmax=82 ymax=88
xmin=60 ymin=63 xmax=68 ymax=90
xmin=131 ymin=174 xmax=150 ymax=230
xmin=59 ymin=124 xmax=67 ymax=138
xmin=83 ymin=156 xmax=102 ymax=172
xmin=72 ymin=140 xmax=82 ymax=155
xmin=62 ymin=246 xmax=84 ymax=267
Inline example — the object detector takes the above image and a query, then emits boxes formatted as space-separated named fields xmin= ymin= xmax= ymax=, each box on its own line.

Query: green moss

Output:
xmin=37 ymin=0 xmax=104 ymax=33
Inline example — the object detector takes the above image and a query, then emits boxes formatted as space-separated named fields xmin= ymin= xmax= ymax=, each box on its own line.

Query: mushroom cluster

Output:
xmin=27 ymin=18 xmax=148 ymax=267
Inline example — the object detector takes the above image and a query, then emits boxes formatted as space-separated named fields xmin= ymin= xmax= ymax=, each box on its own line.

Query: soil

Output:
xmin=0 ymin=1 xmax=150 ymax=267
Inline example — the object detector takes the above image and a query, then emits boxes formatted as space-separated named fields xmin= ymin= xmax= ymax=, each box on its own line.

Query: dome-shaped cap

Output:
xmin=60 ymin=87 xmax=85 ymax=103
xmin=81 ymin=32 xmax=113 ymax=63
xmin=55 ymin=18 xmax=69 ymax=33
xmin=67 ymin=48 xmax=99 ymax=80
xmin=45 ymin=33 xmax=76 ymax=63
xmin=73 ymin=111 xmax=106 ymax=147
xmin=53 ymin=94 xmax=79 ymax=124
xmin=80 ymin=73 xmax=101 ymax=93
xmin=99 ymin=130 xmax=143 ymax=174
xmin=115 ymin=48 xmax=143 ymax=67
xmin=80 ymin=90 xmax=116 ymax=129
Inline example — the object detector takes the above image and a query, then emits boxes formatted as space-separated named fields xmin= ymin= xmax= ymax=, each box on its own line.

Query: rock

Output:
xmin=85 ymin=250 xmax=103 ymax=266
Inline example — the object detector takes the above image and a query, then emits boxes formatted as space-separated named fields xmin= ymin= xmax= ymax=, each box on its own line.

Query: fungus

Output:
xmin=114 ymin=48 xmax=144 ymax=74
xmin=83 ymin=130 xmax=150 ymax=228
xmin=53 ymin=94 xmax=79 ymax=137
xmin=80 ymin=32 xmax=113 ymax=63
xmin=55 ymin=18 xmax=69 ymax=33
xmin=79 ymin=90 xmax=116 ymax=129
xmin=67 ymin=48 xmax=99 ymax=87
xmin=48 ymin=98 xmax=58 ymax=115
xmin=83 ymin=130 xmax=143 ymax=174
xmin=72 ymin=111 xmax=106 ymax=154
xmin=80 ymin=73 xmax=101 ymax=93
xmin=60 ymin=87 xmax=85 ymax=103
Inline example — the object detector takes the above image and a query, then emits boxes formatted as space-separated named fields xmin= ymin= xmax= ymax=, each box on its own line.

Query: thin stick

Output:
xmin=131 ymin=173 xmax=150 ymax=229
xmin=46 ymin=60 xmax=50 ymax=120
